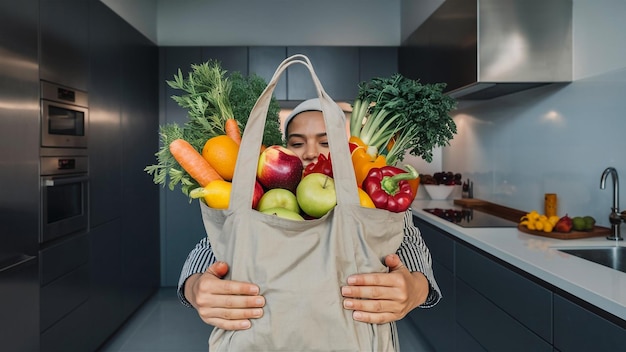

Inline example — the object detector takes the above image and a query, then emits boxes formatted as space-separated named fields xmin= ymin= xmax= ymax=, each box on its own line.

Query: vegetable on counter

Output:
xmin=362 ymin=164 xmax=419 ymax=213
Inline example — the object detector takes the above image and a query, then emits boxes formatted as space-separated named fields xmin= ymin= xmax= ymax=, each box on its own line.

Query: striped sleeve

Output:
xmin=177 ymin=236 xmax=217 ymax=307
xmin=396 ymin=209 xmax=442 ymax=308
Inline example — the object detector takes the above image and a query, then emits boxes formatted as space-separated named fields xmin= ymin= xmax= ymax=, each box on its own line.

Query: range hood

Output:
xmin=399 ymin=0 xmax=572 ymax=100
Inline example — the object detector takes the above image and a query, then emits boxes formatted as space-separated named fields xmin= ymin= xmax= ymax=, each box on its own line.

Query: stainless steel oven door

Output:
xmin=41 ymin=99 xmax=88 ymax=148
xmin=40 ymin=153 xmax=89 ymax=243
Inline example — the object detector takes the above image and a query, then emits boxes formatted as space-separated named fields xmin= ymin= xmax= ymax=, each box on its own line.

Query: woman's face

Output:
xmin=285 ymin=111 xmax=329 ymax=168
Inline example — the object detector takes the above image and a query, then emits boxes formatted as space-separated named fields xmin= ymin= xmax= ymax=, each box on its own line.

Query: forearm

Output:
xmin=183 ymin=273 xmax=203 ymax=309
xmin=397 ymin=209 xmax=442 ymax=307
xmin=178 ymin=237 xmax=216 ymax=307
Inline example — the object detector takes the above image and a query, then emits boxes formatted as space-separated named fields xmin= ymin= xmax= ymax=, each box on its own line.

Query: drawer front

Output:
xmin=407 ymin=261 xmax=455 ymax=351
xmin=456 ymin=279 xmax=552 ymax=352
xmin=40 ymin=233 xmax=89 ymax=285
xmin=40 ymin=300 xmax=94 ymax=352
xmin=554 ymin=294 xmax=626 ymax=351
xmin=455 ymin=243 xmax=552 ymax=342
xmin=40 ymin=264 xmax=89 ymax=331
xmin=414 ymin=216 xmax=454 ymax=270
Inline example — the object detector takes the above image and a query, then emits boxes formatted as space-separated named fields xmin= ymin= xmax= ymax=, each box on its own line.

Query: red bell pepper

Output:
xmin=302 ymin=153 xmax=333 ymax=178
xmin=363 ymin=165 xmax=419 ymax=213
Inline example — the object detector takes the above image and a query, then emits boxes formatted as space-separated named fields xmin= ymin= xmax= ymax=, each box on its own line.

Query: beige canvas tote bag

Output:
xmin=200 ymin=54 xmax=405 ymax=351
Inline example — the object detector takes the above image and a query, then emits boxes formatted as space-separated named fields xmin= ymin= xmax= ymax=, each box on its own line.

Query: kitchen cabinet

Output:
xmin=406 ymin=218 xmax=455 ymax=351
xmin=119 ymin=15 xmax=160 ymax=316
xmin=287 ymin=46 xmax=360 ymax=101
xmin=202 ymin=46 xmax=249 ymax=75
xmin=358 ymin=47 xmax=398 ymax=83
xmin=40 ymin=0 xmax=90 ymax=91
xmin=411 ymin=216 xmax=626 ymax=351
xmin=249 ymin=46 xmax=288 ymax=100
xmin=89 ymin=0 xmax=124 ymax=227
xmin=38 ymin=2 xmax=160 ymax=350
xmin=0 ymin=0 xmax=40 ymax=350
xmin=554 ymin=294 xmax=626 ymax=351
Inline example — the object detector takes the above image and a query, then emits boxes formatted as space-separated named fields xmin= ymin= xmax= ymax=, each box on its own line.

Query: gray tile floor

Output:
xmin=98 ymin=287 xmax=433 ymax=351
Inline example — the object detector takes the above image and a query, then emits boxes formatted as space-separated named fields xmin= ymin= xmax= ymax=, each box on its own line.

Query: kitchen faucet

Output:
xmin=600 ymin=167 xmax=623 ymax=240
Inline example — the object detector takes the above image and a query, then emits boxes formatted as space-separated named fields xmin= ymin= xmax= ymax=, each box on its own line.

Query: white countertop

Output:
xmin=411 ymin=199 xmax=626 ymax=321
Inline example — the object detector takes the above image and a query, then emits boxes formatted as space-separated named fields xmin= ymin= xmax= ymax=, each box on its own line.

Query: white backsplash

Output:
xmin=439 ymin=68 xmax=626 ymax=227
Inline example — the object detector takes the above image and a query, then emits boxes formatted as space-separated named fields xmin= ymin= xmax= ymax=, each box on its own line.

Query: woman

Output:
xmin=178 ymin=98 xmax=441 ymax=343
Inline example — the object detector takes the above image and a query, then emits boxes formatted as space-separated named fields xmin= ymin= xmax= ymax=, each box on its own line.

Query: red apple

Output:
xmin=296 ymin=173 xmax=337 ymax=218
xmin=252 ymin=180 xmax=264 ymax=209
xmin=257 ymin=145 xmax=303 ymax=193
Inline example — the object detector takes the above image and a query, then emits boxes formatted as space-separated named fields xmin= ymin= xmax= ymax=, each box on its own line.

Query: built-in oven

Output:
xmin=40 ymin=81 xmax=88 ymax=149
xmin=40 ymin=149 xmax=89 ymax=244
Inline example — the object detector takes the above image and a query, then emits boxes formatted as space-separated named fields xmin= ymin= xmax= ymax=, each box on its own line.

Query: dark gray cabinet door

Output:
xmin=410 ymin=217 xmax=456 ymax=351
xmin=287 ymin=46 xmax=360 ymax=101
xmin=119 ymin=20 xmax=160 ymax=316
xmin=89 ymin=0 xmax=123 ymax=227
xmin=249 ymin=46 xmax=288 ymax=100
xmin=456 ymin=278 xmax=552 ymax=352
xmin=358 ymin=47 xmax=398 ymax=83
xmin=0 ymin=0 xmax=40 ymax=350
xmin=89 ymin=219 xmax=123 ymax=350
xmin=456 ymin=244 xmax=553 ymax=342
xmin=408 ymin=261 xmax=455 ymax=351
xmin=554 ymin=294 xmax=626 ymax=352
xmin=202 ymin=47 xmax=249 ymax=75
xmin=40 ymin=0 xmax=89 ymax=90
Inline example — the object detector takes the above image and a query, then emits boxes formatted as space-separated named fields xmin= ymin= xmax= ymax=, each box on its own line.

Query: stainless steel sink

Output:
xmin=557 ymin=246 xmax=626 ymax=274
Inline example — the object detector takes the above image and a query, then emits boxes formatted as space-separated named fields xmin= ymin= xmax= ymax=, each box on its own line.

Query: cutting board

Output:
xmin=517 ymin=224 xmax=611 ymax=240
xmin=453 ymin=198 xmax=612 ymax=240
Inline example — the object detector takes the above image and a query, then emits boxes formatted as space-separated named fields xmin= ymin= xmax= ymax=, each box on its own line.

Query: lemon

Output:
xmin=548 ymin=215 xmax=560 ymax=226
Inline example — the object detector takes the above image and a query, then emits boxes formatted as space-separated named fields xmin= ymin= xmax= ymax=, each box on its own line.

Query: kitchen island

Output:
xmin=409 ymin=199 xmax=626 ymax=351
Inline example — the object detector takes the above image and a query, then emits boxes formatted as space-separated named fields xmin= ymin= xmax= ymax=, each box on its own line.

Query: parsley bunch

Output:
xmin=356 ymin=73 xmax=457 ymax=164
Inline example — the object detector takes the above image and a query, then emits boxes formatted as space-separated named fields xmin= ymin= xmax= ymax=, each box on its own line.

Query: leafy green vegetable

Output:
xmin=355 ymin=73 xmax=457 ymax=165
xmin=229 ymin=71 xmax=282 ymax=147
xmin=144 ymin=59 xmax=282 ymax=195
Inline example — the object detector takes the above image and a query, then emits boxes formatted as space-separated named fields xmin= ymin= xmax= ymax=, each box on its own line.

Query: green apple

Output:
xmin=261 ymin=207 xmax=305 ymax=221
xmin=257 ymin=188 xmax=300 ymax=214
xmin=296 ymin=173 xmax=337 ymax=218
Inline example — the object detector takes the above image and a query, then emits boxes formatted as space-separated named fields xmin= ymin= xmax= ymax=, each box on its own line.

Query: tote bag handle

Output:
xmin=230 ymin=54 xmax=360 ymax=210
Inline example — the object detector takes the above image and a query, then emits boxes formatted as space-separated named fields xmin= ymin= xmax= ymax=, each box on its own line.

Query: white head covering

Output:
xmin=283 ymin=98 xmax=344 ymax=140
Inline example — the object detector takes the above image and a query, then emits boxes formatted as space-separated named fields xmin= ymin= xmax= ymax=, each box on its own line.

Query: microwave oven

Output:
xmin=40 ymin=81 xmax=88 ymax=148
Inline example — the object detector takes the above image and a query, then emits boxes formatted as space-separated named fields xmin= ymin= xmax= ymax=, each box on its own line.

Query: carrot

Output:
xmin=225 ymin=118 xmax=241 ymax=145
xmin=169 ymin=139 xmax=223 ymax=187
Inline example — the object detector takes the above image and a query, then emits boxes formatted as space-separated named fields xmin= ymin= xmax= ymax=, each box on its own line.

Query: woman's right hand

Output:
xmin=184 ymin=261 xmax=265 ymax=330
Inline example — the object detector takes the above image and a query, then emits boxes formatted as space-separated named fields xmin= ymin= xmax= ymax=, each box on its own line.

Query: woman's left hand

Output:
xmin=341 ymin=254 xmax=429 ymax=324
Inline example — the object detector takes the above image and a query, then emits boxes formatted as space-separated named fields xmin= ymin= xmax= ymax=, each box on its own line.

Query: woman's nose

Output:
xmin=303 ymin=145 xmax=319 ymax=161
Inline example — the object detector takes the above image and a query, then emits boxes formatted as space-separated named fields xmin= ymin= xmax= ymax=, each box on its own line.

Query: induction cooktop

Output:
xmin=423 ymin=208 xmax=519 ymax=228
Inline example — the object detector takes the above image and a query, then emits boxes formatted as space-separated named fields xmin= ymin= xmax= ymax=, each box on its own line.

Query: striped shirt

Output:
xmin=177 ymin=209 xmax=441 ymax=350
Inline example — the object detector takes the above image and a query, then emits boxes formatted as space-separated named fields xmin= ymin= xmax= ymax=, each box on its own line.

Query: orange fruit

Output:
xmin=202 ymin=135 xmax=239 ymax=181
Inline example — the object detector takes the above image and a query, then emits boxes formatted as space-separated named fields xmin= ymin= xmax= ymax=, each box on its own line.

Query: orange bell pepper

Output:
xmin=350 ymin=136 xmax=387 ymax=187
